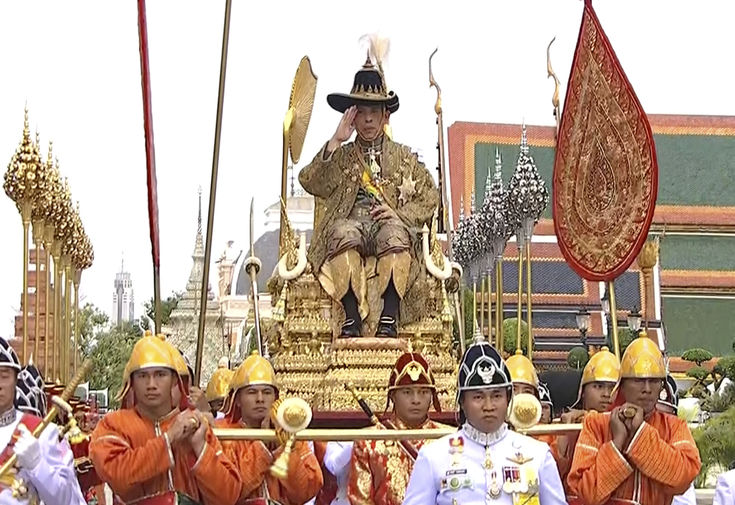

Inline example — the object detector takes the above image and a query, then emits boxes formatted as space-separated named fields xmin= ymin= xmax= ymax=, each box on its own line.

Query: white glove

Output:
xmin=14 ymin=424 xmax=41 ymax=470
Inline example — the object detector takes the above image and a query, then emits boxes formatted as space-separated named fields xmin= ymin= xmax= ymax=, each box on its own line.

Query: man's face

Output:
xmin=513 ymin=383 xmax=537 ymax=397
xmin=0 ymin=368 xmax=16 ymax=412
xmin=540 ymin=404 xmax=552 ymax=424
xmin=131 ymin=368 xmax=175 ymax=412
xmin=391 ymin=387 xmax=432 ymax=427
xmin=354 ymin=105 xmax=387 ymax=141
xmin=237 ymin=385 xmax=276 ymax=427
xmin=582 ymin=381 xmax=616 ymax=412
xmin=462 ymin=388 xmax=509 ymax=434
xmin=620 ymin=378 xmax=663 ymax=415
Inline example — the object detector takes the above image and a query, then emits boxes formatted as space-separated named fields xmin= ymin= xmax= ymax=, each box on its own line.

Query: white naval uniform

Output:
xmin=0 ymin=410 xmax=85 ymax=505
xmin=672 ymin=483 xmax=697 ymax=505
xmin=715 ymin=469 xmax=735 ymax=505
xmin=323 ymin=441 xmax=353 ymax=505
xmin=402 ymin=423 xmax=566 ymax=505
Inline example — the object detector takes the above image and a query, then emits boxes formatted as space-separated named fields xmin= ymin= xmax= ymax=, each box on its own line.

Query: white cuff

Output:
xmin=164 ymin=433 xmax=175 ymax=468
xmin=625 ymin=422 xmax=646 ymax=454
xmin=610 ymin=441 xmax=633 ymax=472
xmin=192 ymin=443 xmax=208 ymax=471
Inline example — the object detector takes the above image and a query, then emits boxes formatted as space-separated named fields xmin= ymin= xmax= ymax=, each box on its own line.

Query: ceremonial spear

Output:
xmin=429 ymin=49 xmax=463 ymax=347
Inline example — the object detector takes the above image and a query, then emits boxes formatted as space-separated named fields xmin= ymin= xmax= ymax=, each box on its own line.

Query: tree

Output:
xmin=87 ymin=322 xmax=142 ymax=408
xmin=682 ymin=348 xmax=714 ymax=366
xmin=686 ymin=366 xmax=710 ymax=389
xmin=502 ymin=318 xmax=529 ymax=357
xmin=567 ymin=346 xmax=589 ymax=370
xmin=142 ymin=291 xmax=183 ymax=329
xmin=77 ymin=303 xmax=110 ymax=359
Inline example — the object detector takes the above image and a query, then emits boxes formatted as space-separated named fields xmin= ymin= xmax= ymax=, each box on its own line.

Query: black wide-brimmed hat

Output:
xmin=327 ymin=56 xmax=399 ymax=114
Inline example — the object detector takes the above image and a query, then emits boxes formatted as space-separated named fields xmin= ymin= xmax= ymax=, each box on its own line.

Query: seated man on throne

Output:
xmin=299 ymin=52 xmax=439 ymax=338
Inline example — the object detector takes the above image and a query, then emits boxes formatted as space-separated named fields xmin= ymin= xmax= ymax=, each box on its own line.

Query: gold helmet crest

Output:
xmin=505 ymin=350 xmax=539 ymax=388
xmin=206 ymin=358 xmax=234 ymax=402
xmin=620 ymin=334 xmax=666 ymax=379
xmin=581 ymin=346 xmax=620 ymax=386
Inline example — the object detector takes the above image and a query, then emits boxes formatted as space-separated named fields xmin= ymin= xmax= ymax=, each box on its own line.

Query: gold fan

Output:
xmin=508 ymin=393 xmax=542 ymax=430
xmin=280 ymin=56 xmax=317 ymax=251
xmin=269 ymin=397 xmax=313 ymax=479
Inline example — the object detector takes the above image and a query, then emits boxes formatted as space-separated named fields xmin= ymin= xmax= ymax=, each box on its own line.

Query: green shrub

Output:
xmin=682 ymin=348 xmax=714 ymax=366
xmin=693 ymin=406 xmax=735 ymax=487
xmin=567 ymin=347 xmax=589 ymax=370
xmin=502 ymin=318 xmax=529 ymax=356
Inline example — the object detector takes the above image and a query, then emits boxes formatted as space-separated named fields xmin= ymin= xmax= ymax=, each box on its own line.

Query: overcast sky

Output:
xmin=0 ymin=0 xmax=733 ymax=336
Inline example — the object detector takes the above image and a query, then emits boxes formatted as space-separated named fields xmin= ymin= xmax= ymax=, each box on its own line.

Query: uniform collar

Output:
xmin=462 ymin=422 xmax=508 ymax=446
xmin=0 ymin=408 xmax=16 ymax=428
xmin=392 ymin=416 xmax=432 ymax=430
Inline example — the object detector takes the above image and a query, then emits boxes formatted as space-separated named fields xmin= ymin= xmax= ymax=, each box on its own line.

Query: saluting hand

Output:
xmin=327 ymin=106 xmax=357 ymax=153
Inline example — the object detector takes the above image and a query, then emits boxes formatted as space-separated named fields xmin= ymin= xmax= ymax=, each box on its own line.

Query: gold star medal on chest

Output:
xmin=398 ymin=174 xmax=416 ymax=205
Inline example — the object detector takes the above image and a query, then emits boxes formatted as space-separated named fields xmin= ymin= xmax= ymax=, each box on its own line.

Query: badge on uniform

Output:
xmin=448 ymin=436 xmax=464 ymax=467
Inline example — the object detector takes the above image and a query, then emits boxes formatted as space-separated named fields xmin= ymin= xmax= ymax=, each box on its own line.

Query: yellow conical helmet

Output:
xmin=505 ymin=350 xmax=539 ymax=388
xmin=620 ymin=333 xmax=666 ymax=379
xmin=224 ymin=351 xmax=278 ymax=420
xmin=206 ymin=358 xmax=234 ymax=402
xmin=157 ymin=336 xmax=190 ymax=381
xmin=117 ymin=331 xmax=178 ymax=405
xmin=581 ymin=347 xmax=620 ymax=386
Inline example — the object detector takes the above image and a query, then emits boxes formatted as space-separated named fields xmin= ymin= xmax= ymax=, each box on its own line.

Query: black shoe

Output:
xmin=376 ymin=316 xmax=398 ymax=338
xmin=341 ymin=318 xmax=362 ymax=337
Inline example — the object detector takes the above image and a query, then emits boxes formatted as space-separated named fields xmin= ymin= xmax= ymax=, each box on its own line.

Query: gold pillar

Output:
xmin=52 ymin=247 xmax=61 ymax=381
xmin=479 ymin=277 xmax=485 ymax=339
xmin=43 ymin=228 xmax=54 ymax=379
xmin=516 ymin=250 xmax=523 ymax=351
xmin=32 ymin=220 xmax=44 ymax=364
xmin=73 ymin=270 xmax=80 ymax=378
xmin=525 ymin=241 xmax=533 ymax=361
xmin=63 ymin=257 xmax=72 ymax=383
xmin=20 ymin=200 xmax=32 ymax=365
xmin=608 ymin=281 xmax=620 ymax=360
xmin=495 ymin=258 xmax=504 ymax=352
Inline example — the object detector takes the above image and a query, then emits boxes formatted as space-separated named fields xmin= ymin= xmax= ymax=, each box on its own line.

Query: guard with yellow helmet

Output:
xmin=505 ymin=350 xmax=540 ymax=397
xmin=568 ymin=334 xmax=701 ymax=505
xmin=205 ymin=357 xmax=233 ymax=418
xmin=555 ymin=346 xmax=621 ymax=496
xmin=89 ymin=332 xmax=242 ymax=505
xmin=215 ymin=351 xmax=322 ymax=505
xmin=403 ymin=339 xmax=567 ymax=505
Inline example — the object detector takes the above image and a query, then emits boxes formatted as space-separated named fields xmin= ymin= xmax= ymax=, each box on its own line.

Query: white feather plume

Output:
xmin=359 ymin=33 xmax=391 ymax=71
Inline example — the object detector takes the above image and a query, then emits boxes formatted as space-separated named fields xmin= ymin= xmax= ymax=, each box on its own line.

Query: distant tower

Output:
xmin=112 ymin=257 xmax=134 ymax=325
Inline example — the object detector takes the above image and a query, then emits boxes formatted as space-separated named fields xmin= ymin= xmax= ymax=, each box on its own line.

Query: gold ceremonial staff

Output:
xmin=214 ymin=423 xmax=583 ymax=442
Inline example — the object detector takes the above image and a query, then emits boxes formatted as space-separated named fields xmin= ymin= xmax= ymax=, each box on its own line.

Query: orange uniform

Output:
xmin=90 ymin=332 xmax=242 ymax=505
xmin=218 ymin=351 xmax=323 ymax=505
xmin=90 ymin=407 xmax=242 ymax=505
xmin=215 ymin=418 xmax=322 ymax=505
xmin=567 ymin=409 xmax=700 ymax=505
xmin=348 ymin=417 xmax=446 ymax=505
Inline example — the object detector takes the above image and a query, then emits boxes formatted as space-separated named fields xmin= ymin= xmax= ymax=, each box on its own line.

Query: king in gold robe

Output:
xmin=298 ymin=54 xmax=438 ymax=338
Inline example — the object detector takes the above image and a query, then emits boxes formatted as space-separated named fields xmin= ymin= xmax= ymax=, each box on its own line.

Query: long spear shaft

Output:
xmin=136 ymin=0 xmax=161 ymax=334
xmin=195 ymin=0 xmax=233 ymax=386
